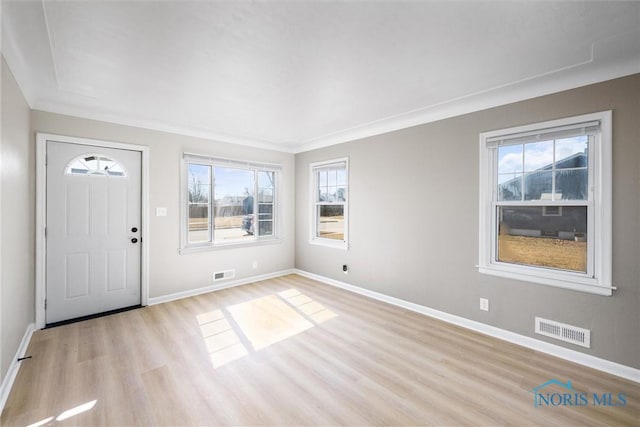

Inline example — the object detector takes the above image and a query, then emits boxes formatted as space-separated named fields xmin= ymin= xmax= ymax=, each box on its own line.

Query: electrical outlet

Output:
xmin=480 ymin=298 xmax=489 ymax=312
xmin=252 ymin=261 xmax=258 ymax=269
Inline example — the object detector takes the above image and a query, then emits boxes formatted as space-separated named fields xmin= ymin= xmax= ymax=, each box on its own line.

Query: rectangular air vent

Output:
xmin=213 ymin=269 xmax=235 ymax=282
xmin=535 ymin=317 xmax=590 ymax=348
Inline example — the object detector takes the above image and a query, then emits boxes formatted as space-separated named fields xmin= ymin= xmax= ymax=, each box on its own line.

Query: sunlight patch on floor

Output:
xmin=27 ymin=417 xmax=54 ymax=427
xmin=279 ymin=289 xmax=338 ymax=324
xmin=196 ymin=289 xmax=338 ymax=368
xmin=197 ymin=309 xmax=248 ymax=368
xmin=227 ymin=295 xmax=314 ymax=351
xmin=56 ymin=400 xmax=97 ymax=421
xmin=26 ymin=399 xmax=98 ymax=426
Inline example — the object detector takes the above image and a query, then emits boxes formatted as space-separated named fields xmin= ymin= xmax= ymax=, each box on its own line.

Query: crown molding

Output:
xmin=294 ymin=31 xmax=640 ymax=153
xmin=4 ymin=6 xmax=638 ymax=155
xmin=31 ymin=100 xmax=297 ymax=153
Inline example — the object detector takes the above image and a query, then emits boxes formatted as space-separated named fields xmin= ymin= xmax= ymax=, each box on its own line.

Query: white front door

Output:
xmin=46 ymin=140 xmax=142 ymax=324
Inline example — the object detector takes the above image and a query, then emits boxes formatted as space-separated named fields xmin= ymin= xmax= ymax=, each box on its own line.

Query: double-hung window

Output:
xmin=181 ymin=154 xmax=280 ymax=251
xmin=478 ymin=111 xmax=613 ymax=295
xmin=310 ymin=158 xmax=348 ymax=249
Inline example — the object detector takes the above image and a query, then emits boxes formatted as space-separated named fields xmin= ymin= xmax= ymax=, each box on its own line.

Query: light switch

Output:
xmin=156 ymin=207 xmax=167 ymax=217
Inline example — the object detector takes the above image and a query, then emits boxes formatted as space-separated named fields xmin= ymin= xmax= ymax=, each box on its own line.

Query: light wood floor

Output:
xmin=2 ymin=274 xmax=638 ymax=426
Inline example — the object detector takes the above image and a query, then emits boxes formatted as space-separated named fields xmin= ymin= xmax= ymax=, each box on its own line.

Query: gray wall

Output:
xmin=1 ymin=57 xmax=34 ymax=380
xmin=2 ymin=53 xmax=638 ymax=379
xmin=31 ymin=111 xmax=296 ymax=300
xmin=295 ymin=74 xmax=640 ymax=369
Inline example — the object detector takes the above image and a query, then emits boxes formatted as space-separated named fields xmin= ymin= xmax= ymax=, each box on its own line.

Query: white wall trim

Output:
xmin=294 ymin=269 xmax=640 ymax=384
xmin=148 ymin=269 xmax=296 ymax=306
xmin=35 ymin=133 xmax=150 ymax=329
xmin=0 ymin=323 xmax=35 ymax=415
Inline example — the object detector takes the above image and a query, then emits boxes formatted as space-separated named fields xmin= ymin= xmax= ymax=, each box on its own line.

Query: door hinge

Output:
xmin=44 ymin=226 xmax=47 ymax=237
xmin=44 ymin=299 xmax=47 ymax=309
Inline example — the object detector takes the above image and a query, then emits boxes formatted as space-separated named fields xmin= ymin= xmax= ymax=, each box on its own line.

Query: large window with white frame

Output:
xmin=310 ymin=158 xmax=348 ymax=249
xmin=478 ymin=111 xmax=613 ymax=295
xmin=181 ymin=154 xmax=280 ymax=251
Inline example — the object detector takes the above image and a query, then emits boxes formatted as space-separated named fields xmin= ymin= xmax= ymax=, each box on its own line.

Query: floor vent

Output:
xmin=535 ymin=317 xmax=590 ymax=348
xmin=213 ymin=269 xmax=235 ymax=282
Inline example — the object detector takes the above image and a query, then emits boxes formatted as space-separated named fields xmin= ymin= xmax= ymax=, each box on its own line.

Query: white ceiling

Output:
xmin=2 ymin=1 xmax=639 ymax=153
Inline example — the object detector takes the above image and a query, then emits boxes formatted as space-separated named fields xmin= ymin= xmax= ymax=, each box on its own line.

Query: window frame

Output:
xmin=478 ymin=111 xmax=613 ymax=295
xmin=180 ymin=153 xmax=281 ymax=253
xmin=309 ymin=157 xmax=349 ymax=250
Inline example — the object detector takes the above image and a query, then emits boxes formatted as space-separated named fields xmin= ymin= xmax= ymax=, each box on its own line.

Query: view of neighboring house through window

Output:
xmin=183 ymin=155 xmax=279 ymax=249
xmin=478 ymin=111 xmax=612 ymax=295
xmin=310 ymin=158 xmax=348 ymax=249
xmin=496 ymin=135 xmax=589 ymax=272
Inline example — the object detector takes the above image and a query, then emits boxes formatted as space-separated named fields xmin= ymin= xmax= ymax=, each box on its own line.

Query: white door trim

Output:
xmin=35 ymin=133 xmax=150 ymax=329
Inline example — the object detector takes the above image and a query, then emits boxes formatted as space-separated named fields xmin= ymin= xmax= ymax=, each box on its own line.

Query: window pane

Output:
xmin=83 ymin=156 xmax=99 ymax=172
xmin=213 ymin=167 xmax=255 ymax=242
xmin=498 ymin=173 xmax=522 ymax=201
xmin=188 ymin=203 xmax=210 ymax=243
xmin=524 ymin=171 xmax=552 ymax=200
xmin=555 ymin=168 xmax=588 ymax=200
xmin=336 ymin=169 xmax=347 ymax=186
xmin=108 ymin=162 xmax=125 ymax=176
xmin=258 ymin=203 xmax=273 ymax=220
xmin=258 ymin=202 xmax=274 ymax=237
xmin=555 ymin=136 xmax=588 ymax=169
xmin=326 ymin=186 xmax=338 ymax=202
xmin=497 ymin=206 xmax=587 ymax=273
xmin=188 ymin=164 xmax=210 ymax=203
xmin=498 ymin=144 xmax=523 ymax=175
xmin=328 ymin=169 xmax=337 ymax=187
xmin=188 ymin=163 xmax=211 ymax=243
xmin=524 ymin=140 xmax=553 ymax=172
xmin=258 ymin=220 xmax=273 ymax=236
xmin=66 ymin=155 xmax=126 ymax=177
xmin=319 ymin=187 xmax=329 ymax=202
xmin=317 ymin=205 xmax=344 ymax=240
xmin=498 ymin=145 xmax=523 ymax=201
xmin=100 ymin=158 xmax=116 ymax=173
xmin=318 ymin=171 xmax=328 ymax=187
xmin=258 ymin=171 xmax=274 ymax=203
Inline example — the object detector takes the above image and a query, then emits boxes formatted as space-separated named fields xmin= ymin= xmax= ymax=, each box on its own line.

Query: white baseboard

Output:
xmin=294 ymin=269 xmax=640 ymax=384
xmin=0 ymin=323 xmax=35 ymax=415
xmin=148 ymin=269 xmax=296 ymax=306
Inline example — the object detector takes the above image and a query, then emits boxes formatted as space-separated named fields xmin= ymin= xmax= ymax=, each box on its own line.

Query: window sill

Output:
xmin=477 ymin=264 xmax=614 ymax=296
xmin=309 ymin=238 xmax=348 ymax=250
xmin=180 ymin=237 xmax=282 ymax=254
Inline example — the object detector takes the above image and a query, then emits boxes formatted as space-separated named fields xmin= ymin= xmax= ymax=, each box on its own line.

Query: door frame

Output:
xmin=35 ymin=133 xmax=150 ymax=329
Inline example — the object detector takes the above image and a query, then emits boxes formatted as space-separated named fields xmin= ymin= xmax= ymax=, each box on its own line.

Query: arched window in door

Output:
xmin=65 ymin=154 xmax=127 ymax=177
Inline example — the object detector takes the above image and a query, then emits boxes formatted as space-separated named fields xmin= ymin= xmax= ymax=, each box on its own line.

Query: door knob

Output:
xmin=131 ymin=238 xmax=138 ymax=243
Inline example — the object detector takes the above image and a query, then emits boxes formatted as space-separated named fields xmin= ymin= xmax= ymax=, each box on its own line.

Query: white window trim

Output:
xmin=180 ymin=153 xmax=282 ymax=253
xmin=309 ymin=157 xmax=349 ymax=250
xmin=478 ymin=111 xmax=613 ymax=296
